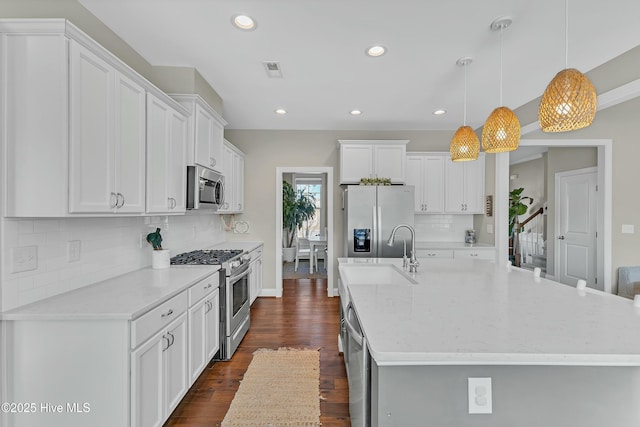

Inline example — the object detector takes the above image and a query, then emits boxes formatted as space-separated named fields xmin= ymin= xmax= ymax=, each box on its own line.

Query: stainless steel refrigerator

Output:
xmin=343 ymin=185 xmax=415 ymax=258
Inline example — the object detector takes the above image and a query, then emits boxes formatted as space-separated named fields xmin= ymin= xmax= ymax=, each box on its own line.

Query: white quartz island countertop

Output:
xmin=338 ymin=258 xmax=640 ymax=367
xmin=0 ymin=266 xmax=219 ymax=321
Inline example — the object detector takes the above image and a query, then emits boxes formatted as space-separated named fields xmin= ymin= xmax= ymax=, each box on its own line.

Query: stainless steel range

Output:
xmin=171 ymin=248 xmax=251 ymax=360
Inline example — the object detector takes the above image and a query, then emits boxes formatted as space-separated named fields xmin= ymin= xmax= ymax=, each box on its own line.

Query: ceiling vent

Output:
xmin=263 ymin=61 xmax=283 ymax=78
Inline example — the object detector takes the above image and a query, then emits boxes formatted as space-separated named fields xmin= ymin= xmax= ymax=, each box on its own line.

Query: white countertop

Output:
xmin=0 ymin=266 xmax=220 ymax=321
xmin=338 ymin=258 xmax=640 ymax=367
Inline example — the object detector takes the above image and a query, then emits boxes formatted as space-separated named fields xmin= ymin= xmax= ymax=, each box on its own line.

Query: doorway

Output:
xmin=496 ymin=139 xmax=612 ymax=292
xmin=275 ymin=167 xmax=334 ymax=297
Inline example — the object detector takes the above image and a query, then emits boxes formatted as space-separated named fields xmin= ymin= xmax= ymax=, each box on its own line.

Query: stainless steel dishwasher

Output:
xmin=345 ymin=303 xmax=370 ymax=427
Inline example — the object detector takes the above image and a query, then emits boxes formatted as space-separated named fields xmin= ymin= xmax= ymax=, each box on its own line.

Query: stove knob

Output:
xmin=229 ymin=260 xmax=240 ymax=269
xmin=242 ymin=253 xmax=251 ymax=262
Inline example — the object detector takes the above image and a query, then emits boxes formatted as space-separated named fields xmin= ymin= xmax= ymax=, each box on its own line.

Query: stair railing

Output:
xmin=512 ymin=207 xmax=544 ymax=267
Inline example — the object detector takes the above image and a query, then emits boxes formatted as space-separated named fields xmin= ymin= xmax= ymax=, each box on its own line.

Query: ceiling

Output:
xmin=79 ymin=0 xmax=640 ymax=131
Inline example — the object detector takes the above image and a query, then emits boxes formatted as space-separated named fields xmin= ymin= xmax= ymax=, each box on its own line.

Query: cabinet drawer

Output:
xmin=131 ymin=292 xmax=188 ymax=348
xmin=453 ymin=249 xmax=495 ymax=260
xmin=188 ymin=272 xmax=220 ymax=306
xmin=416 ymin=249 xmax=453 ymax=259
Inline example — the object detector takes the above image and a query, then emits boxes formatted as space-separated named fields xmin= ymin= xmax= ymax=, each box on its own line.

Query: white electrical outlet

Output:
xmin=139 ymin=232 xmax=147 ymax=249
xmin=67 ymin=240 xmax=81 ymax=262
xmin=11 ymin=246 xmax=38 ymax=273
xmin=468 ymin=377 xmax=492 ymax=414
xmin=486 ymin=224 xmax=494 ymax=234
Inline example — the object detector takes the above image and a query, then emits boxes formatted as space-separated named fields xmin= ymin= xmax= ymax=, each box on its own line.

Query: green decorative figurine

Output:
xmin=146 ymin=228 xmax=163 ymax=250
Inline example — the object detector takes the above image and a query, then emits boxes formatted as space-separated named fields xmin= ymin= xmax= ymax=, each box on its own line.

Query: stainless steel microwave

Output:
xmin=186 ymin=165 xmax=225 ymax=210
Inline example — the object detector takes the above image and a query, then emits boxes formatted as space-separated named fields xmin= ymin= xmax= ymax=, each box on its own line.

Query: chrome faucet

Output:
xmin=386 ymin=224 xmax=419 ymax=272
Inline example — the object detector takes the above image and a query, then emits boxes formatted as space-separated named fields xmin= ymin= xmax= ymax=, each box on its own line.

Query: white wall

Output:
xmin=1 ymin=213 xmax=225 ymax=311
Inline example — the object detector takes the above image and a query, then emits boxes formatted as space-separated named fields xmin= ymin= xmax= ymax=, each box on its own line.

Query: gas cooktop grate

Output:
xmin=170 ymin=249 xmax=243 ymax=265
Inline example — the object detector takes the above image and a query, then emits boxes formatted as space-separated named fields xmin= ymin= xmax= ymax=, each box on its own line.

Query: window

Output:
xmin=294 ymin=175 xmax=324 ymax=238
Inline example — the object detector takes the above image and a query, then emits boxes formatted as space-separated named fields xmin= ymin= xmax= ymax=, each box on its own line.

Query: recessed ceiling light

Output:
xmin=433 ymin=109 xmax=447 ymax=115
xmin=274 ymin=109 xmax=287 ymax=115
xmin=232 ymin=14 xmax=256 ymax=30
xmin=366 ymin=45 xmax=386 ymax=57
xmin=350 ymin=110 xmax=362 ymax=116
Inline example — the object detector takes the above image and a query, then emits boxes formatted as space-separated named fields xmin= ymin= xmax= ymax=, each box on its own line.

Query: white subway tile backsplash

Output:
xmin=414 ymin=214 xmax=474 ymax=242
xmin=1 ymin=212 xmax=225 ymax=311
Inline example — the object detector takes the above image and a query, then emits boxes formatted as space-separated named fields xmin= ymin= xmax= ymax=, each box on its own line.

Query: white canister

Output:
xmin=152 ymin=249 xmax=171 ymax=269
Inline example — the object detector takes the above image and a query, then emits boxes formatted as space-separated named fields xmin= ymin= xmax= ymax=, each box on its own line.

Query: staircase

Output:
xmin=511 ymin=207 xmax=546 ymax=275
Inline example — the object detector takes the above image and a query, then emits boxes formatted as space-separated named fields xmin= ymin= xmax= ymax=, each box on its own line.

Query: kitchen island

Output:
xmin=338 ymin=258 xmax=640 ymax=427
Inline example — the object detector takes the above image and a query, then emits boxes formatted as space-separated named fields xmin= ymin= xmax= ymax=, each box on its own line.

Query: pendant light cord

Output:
xmin=565 ymin=0 xmax=569 ymax=68
xmin=499 ymin=26 xmax=504 ymax=106
xmin=463 ymin=62 xmax=468 ymax=125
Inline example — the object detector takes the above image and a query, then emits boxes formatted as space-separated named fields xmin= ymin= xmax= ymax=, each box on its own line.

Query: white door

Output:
xmin=188 ymin=299 xmax=207 ymax=385
xmin=405 ymin=156 xmax=424 ymax=212
xmin=146 ymin=94 xmax=171 ymax=213
xmin=423 ymin=156 xmax=445 ymax=213
xmin=556 ymin=168 xmax=597 ymax=287
xmin=205 ymin=290 xmax=220 ymax=360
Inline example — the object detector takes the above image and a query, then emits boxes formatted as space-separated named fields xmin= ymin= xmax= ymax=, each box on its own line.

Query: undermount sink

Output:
xmin=339 ymin=264 xmax=418 ymax=286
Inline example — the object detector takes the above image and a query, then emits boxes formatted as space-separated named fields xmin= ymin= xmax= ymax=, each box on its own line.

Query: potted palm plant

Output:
xmin=282 ymin=181 xmax=317 ymax=262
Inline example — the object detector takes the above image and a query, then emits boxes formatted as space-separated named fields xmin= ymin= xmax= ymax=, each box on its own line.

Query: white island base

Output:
xmin=339 ymin=258 xmax=640 ymax=427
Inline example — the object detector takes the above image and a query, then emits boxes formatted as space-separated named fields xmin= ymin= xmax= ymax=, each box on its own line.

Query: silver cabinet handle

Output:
xmin=162 ymin=335 xmax=170 ymax=351
xmin=167 ymin=331 xmax=175 ymax=347
xmin=204 ymin=283 xmax=212 ymax=290
xmin=110 ymin=192 xmax=118 ymax=209
xmin=116 ymin=192 xmax=125 ymax=208
xmin=210 ymin=157 xmax=216 ymax=167
xmin=161 ymin=309 xmax=174 ymax=318
xmin=558 ymin=236 xmax=565 ymax=240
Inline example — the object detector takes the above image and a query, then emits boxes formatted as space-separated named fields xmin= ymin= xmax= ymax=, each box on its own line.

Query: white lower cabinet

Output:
xmin=248 ymin=245 xmax=264 ymax=304
xmin=415 ymin=249 xmax=453 ymax=259
xmin=1 ymin=270 xmax=221 ymax=427
xmin=188 ymin=274 xmax=220 ymax=384
xmin=131 ymin=312 xmax=188 ymax=427
xmin=453 ymin=248 xmax=495 ymax=261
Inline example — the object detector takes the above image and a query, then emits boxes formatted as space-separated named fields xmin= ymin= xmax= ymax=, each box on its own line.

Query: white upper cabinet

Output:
xmin=444 ymin=153 xmax=485 ymax=213
xmin=218 ymin=140 xmax=245 ymax=213
xmin=146 ymin=94 xmax=187 ymax=214
xmin=1 ymin=20 xmax=189 ymax=217
xmin=68 ymin=41 xmax=146 ymax=214
xmin=406 ymin=155 xmax=445 ymax=213
xmin=172 ymin=94 xmax=227 ymax=173
xmin=339 ymin=140 xmax=408 ymax=184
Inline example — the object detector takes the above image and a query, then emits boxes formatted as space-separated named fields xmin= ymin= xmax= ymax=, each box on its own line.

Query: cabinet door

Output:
xmin=210 ymin=115 xmax=225 ymax=173
xmin=205 ymin=290 xmax=220 ymax=360
xmin=219 ymin=144 xmax=235 ymax=212
xmin=131 ymin=331 xmax=164 ymax=427
xmin=405 ymin=156 xmax=424 ymax=212
xmin=444 ymin=159 xmax=466 ymax=213
xmin=165 ymin=314 xmax=189 ymax=415
xmin=423 ymin=156 xmax=445 ymax=213
xmin=188 ymin=298 xmax=207 ymax=385
xmin=168 ymin=109 xmax=187 ymax=212
xmin=146 ymin=94 xmax=171 ymax=213
xmin=194 ymin=103 xmax=214 ymax=169
xmin=234 ymin=152 xmax=244 ymax=211
xmin=69 ymin=41 xmax=114 ymax=213
xmin=462 ymin=156 xmax=485 ymax=213
xmin=374 ymin=145 xmax=406 ymax=183
xmin=340 ymin=145 xmax=373 ymax=184
xmin=146 ymin=95 xmax=186 ymax=214
xmin=114 ymin=72 xmax=146 ymax=213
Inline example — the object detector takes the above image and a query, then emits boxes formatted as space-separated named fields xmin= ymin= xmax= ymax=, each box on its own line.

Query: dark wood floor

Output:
xmin=165 ymin=278 xmax=351 ymax=426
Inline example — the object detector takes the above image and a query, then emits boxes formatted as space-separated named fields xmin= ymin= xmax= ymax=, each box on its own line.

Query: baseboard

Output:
xmin=259 ymin=289 xmax=282 ymax=298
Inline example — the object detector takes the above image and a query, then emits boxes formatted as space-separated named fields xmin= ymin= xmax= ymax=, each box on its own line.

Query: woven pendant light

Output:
xmin=450 ymin=57 xmax=480 ymax=162
xmin=482 ymin=17 xmax=520 ymax=153
xmin=538 ymin=0 xmax=597 ymax=132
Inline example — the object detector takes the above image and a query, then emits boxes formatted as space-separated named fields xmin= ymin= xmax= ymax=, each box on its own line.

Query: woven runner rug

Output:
xmin=221 ymin=348 xmax=321 ymax=427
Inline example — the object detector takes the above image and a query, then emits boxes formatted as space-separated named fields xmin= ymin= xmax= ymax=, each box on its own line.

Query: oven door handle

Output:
xmin=229 ymin=266 xmax=251 ymax=283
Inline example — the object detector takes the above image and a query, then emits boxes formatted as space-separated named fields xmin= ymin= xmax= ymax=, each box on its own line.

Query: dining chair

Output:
xmin=294 ymin=235 xmax=312 ymax=272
